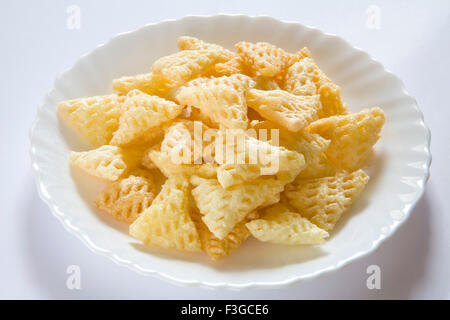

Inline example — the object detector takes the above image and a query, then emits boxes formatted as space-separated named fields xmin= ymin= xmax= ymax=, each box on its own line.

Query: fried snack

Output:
xmin=253 ymin=76 xmax=281 ymax=91
xmin=285 ymin=169 xmax=369 ymax=231
xmin=177 ymin=36 xmax=235 ymax=60
xmin=235 ymin=41 xmax=290 ymax=77
xmin=112 ymin=72 xmax=173 ymax=97
xmin=283 ymin=57 xmax=348 ymax=118
xmin=249 ymin=120 xmax=335 ymax=178
xmin=246 ymin=89 xmax=320 ymax=132
xmin=283 ymin=130 xmax=335 ymax=179
xmin=215 ymin=131 xmax=305 ymax=188
xmin=161 ymin=120 xmax=216 ymax=165
xmin=95 ymin=173 xmax=156 ymax=223
xmin=148 ymin=147 xmax=218 ymax=179
xmin=246 ymin=204 xmax=329 ymax=245
xmin=214 ymin=57 xmax=248 ymax=77
xmin=297 ymin=153 xmax=336 ymax=179
xmin=129 ymin=175 xmax=201 ymax=251
xmin=151 ymin=49 xmax=230 ymax=88
xmin=190 ymin=175 xmax=284 ymax=239
xmin=308 ymin=107 xmax=385 ymax=171
xmin=58 ymin=94 xmax=126 ymax=146
xmin=60 ymin=37 xmax=385 ymax=261
xmin=174 ymin=74 xmax=255 ymax=129
xmin=70 ymin=145 xmax=143 ymax=181
xmin=192 ymin=210 xmax=258 ymax=261
xmin=286 ymin=47 xmax=312 ymax=68
xmin=110 ymin=90 xmax=183 ymax=146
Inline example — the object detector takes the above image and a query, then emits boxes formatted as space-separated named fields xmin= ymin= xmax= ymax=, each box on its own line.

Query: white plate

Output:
xmin=30 ymin=15 xmax=431 ymax=289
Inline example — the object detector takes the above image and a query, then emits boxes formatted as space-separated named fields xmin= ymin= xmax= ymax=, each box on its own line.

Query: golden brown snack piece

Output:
xmin=190 ymin=175 xmax=284 ymax=239
xmin=58 ymin=94 xmax=125 ymax=146
xmin=284 ymin=169 xmax=369 ymax=231
xmin=130 ymin=175 xmax=201 ymax=251
xmin=247 ymin=89 xmax=320 ymax=132
xmin=283 ymin=57 xmax=348 ymax=118
xmin=246 ymin=203 xmax=329 ymax=245
xmin=148 ymin=147 xmax=218 ymax=179
xmin=110 ymin=90 xmax=183 ymax=146
xmin=235 ymin=41 xmax=291 ymax=77
xmin=70 ymin=145 xmax=143 ymax=181
xmin=112 ymin=73 xmax=173 ymax=97
xmin=151 ymin=49 xmax=230 ymax=88
xmin=175 ymin=74 xmax=255 ymax=130
xmin=95 ymin=173 xmax=156 ymax=223
xmin=177 ymin=36 xmax=235 ymax=60
xmin=215 ymin=130 xmax=305 ymax=188
xmin=192 ymin=210 xmax=258 ymax=261
xmin=214 ymin=56 xmax=249 ymax=77
xmin=308 ymin=107 xmax=385 ymax=171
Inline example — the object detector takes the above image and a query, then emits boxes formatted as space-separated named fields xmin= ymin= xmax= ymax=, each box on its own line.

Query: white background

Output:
xmin=0 ymin=0 xmax=449 ymax=299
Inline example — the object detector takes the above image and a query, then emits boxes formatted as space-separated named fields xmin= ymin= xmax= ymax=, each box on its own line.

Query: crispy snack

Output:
xmin=177 ymin=36 xmax=235 ymax=60
xmin=297 ymin=153 xmax=336 ymax=179
xmin=249 ymin=120 xmax=335 ymax=179
xmin=235 ymin=41 xmax=290 ymax=77
xmin=192 ymin=210 xmax=258 ymax=261
xmin=70 ymin=145 xmax=143 ymax=181
xmin=190 ymin=175 xmax=284 ymax=239
xmin=151 ymin=49 xmax=230 ymax=88
xmin=253 ymin=76 xmax=281 ymax=91
xmin=58 ymin=94 xmax=126 ymax=146
xmin=187 ymin=106 xmax=219 ymax=129
xmin=129 ymin=175 xmax=201 ymax=251
xmin=283 ymin=57 xmax=348 ymax=118
xmin=215 ymin=131 xmax=305 ymax=188
xmin=146 ymin=120 xmax=218 ymax=177
xmin=283 ymin=130 xmax=335 ymax=179
xmin=148 ymin=147 xmax=218 ymax=179
xmin=308 ymin=107 xmax=385 ymax=171
xmin=285 ymin=169 xmax=370 ymax=231
xmin=246 ymin=204 xmax=329 ymax=245
xmin=246 ymin=89 xmax=320 ymax=132
xmin=161 ymin=120 xmax=216 ymax=165
xmin=175 ymin=74 xmax=255 ymax=129
xmin=95 ymin=173 xmax=156 ymax=223
xmin=283 ymin=57 xmax=319 ymax=96
xmin=110 ymin=90 xmax=183 ymax=146
xmin=214 ymin=57 xmax=248 ymax=77
xmin=112 ymin=72 xmax=173 ymax=97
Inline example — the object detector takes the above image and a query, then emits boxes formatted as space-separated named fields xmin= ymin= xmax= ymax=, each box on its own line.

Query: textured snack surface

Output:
xmin=58 ymin=94 xmax=125 ymax=146
xmin=308 ymin=107 xmax=385 ymax=171
xmin=283 ymin=57 xmax=348 ymax=118
xmin=70 ymin=145 xmax=143 ymax=181
xmin=111 ymin=90 xmax=183 ymax=146
xmin=96 ymin=174 xmax=156 ymax=223
xmin=192 ymin=210 xmax=258 ymax=261
xmin=151 ymin=49 xmax=230 ymax=87
xmin=130 ymin=175 xmax=201 ymax=251
xmin=285 ymin=169 xmax=369 ymax=231
xmin=235 ymin=41 xmax=290 ymax=77
xmin=247 ymin=89 xmax=320 ymax=132
xmin=215 ymin=131 xmax=305 ymax=188
xmin=246 ymin=204 xmax=329 ymax=245
xmin=175 ymin=74 xmax=255 ymax=130
xmin=191 ymin=176 xmax=284 ymax=239
xmin=112 ymin=72 xmax=173 ymax=97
